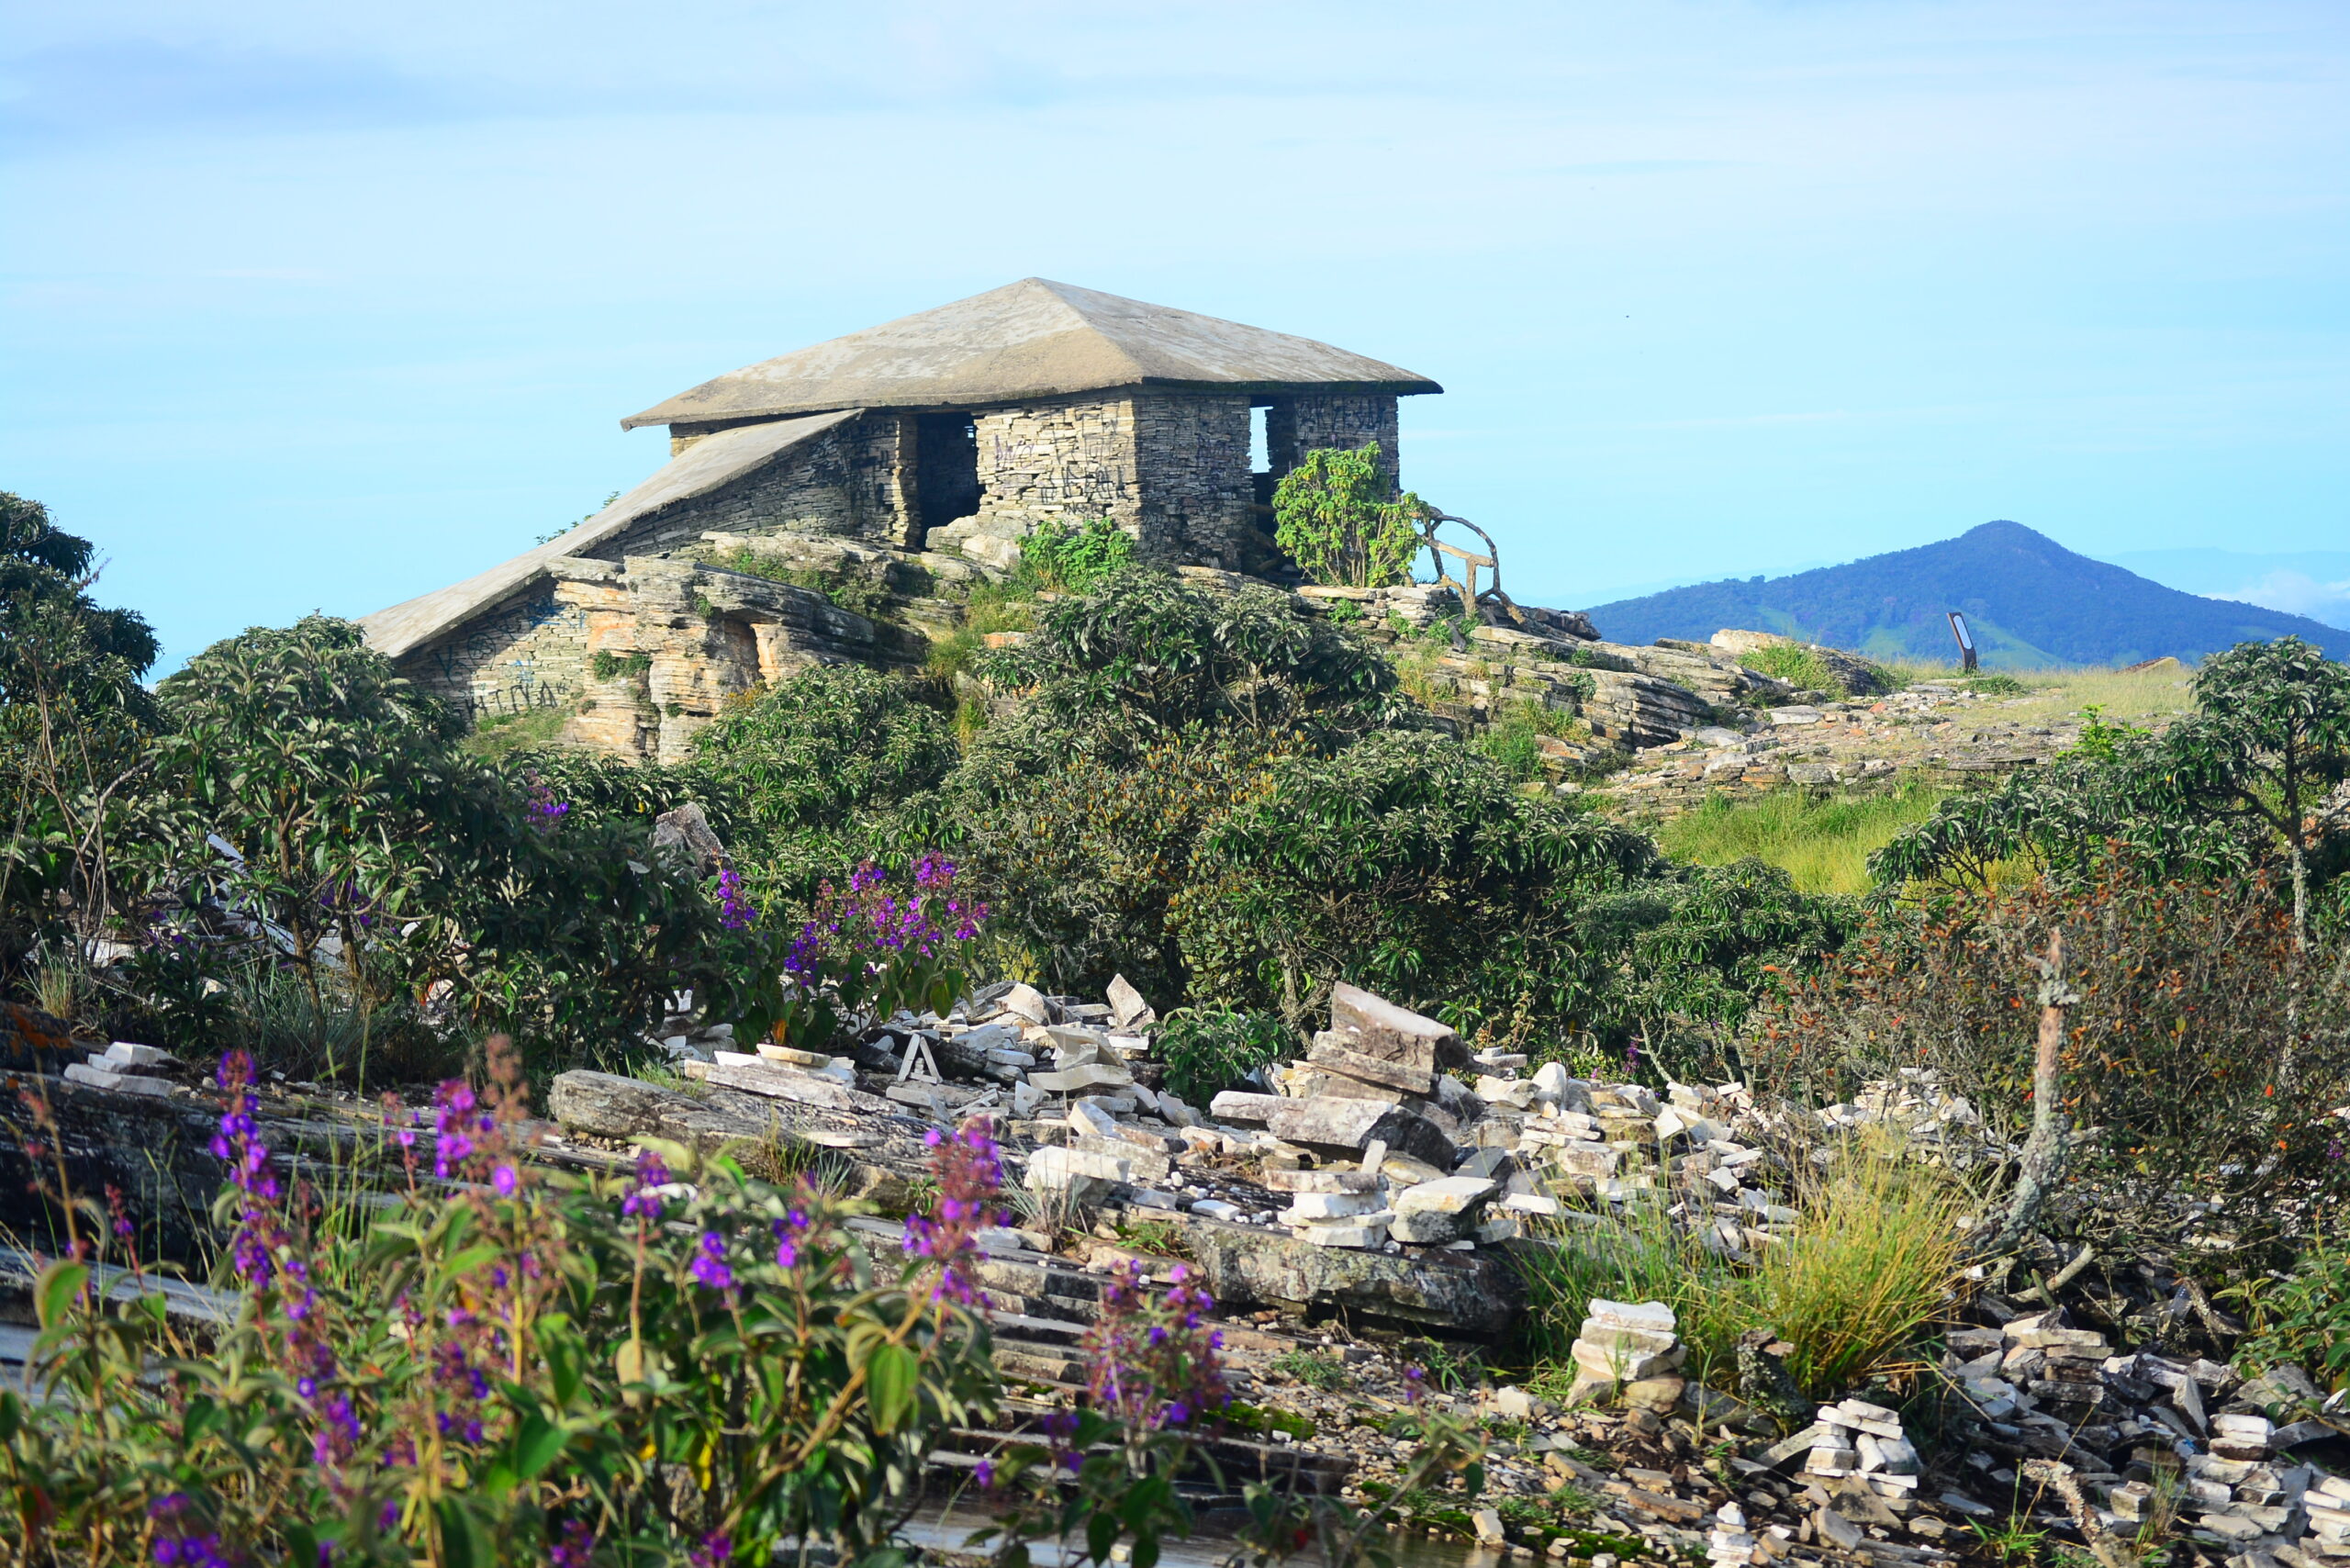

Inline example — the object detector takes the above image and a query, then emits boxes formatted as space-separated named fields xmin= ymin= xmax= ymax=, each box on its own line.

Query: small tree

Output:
xmin=1270 ymin=442 xmax=1431 ymax=588
xmin=2175 ymin=636 xmax=2350 ymax=948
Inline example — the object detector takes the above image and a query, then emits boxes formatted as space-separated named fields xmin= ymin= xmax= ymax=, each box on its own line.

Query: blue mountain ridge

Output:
xmin=1581 ymin=521 xmax=2346 ymax=667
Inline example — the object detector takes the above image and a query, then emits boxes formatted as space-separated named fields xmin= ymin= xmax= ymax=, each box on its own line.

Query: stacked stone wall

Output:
xmin=1133 ymin=393 xmax=1253 ymax=568
xmin=1266 ymin=395 xmax=1401 ymax=489
xmin=397 ymin=580 xmax=591 ymax=720
xmin=600 ymin=416 xmax=915 ymax=559
xmin=928 ymin=397 xmax=1143 ymax=570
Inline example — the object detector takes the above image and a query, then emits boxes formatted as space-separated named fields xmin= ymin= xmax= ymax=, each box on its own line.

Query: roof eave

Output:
xmin=620 ymin=376 xmax=1444 ymax=430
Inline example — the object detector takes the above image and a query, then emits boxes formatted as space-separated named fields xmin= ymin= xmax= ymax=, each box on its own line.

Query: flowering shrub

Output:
xmin=0 ymin=1040 xmax=1003 ymax=1566
xmin=724 ymin=854 xmax=987 ymax=1050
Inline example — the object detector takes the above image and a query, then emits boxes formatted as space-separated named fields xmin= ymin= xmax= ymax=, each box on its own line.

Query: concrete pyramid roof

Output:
xmin=621 ymin=278 xmax=1440 ymax=430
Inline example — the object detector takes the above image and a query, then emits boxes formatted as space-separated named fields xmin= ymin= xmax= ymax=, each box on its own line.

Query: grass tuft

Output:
xmin=1513 ymin=1140 xmax=1970 ymax=1403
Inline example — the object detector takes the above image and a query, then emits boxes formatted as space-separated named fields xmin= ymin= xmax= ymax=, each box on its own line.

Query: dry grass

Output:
xmin=1515 ymin=1139 xmax=1971 ymax=1403
xmin=1875 ymin=661 xmax=2199 ymax=730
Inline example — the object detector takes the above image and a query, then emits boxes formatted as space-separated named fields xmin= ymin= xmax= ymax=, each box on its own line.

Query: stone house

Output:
xmin=358 ymin=278 xmax=1438 ymax=761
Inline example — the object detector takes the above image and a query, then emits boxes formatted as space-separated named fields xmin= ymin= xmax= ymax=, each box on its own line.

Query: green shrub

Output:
xmin=2 ymin=495 xmax=162 ymax=977
xmin=1019 ymin=515 xmax=1135 ymax=592
xmin=588 ymin=648 xmax=651 ymax=682
xmin=1472 ymin=699 xmax=1587 ymax=783
xmin=1171 ymin=730 xmax=1663 ymax=1040
xmin=976 ymin=563 xmax=1399 ymax=743
xmin=1157 ymin=1006 xmax=1292 ymax=1104
xmin=696 ymin=665 xmax=954 ymax=834
xmin=1270 ymin=443 xmax=1431 ymax=588
xmin=2240 ymin=1231 xmax=2350 ymax=1391
xmin=945 ymin=727 xmax=1290 ymax=999
xmin=114 ymin=617 xmax=730 ymax=1081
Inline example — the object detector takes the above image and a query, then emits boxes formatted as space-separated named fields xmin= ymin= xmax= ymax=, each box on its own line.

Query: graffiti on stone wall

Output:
xmin=426 ymin=590 xmax=587 ymax=718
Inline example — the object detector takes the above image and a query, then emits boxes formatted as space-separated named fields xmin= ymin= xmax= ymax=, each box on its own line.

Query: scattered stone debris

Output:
xmin=13 ymin=965 xmax=2348 ymax=1568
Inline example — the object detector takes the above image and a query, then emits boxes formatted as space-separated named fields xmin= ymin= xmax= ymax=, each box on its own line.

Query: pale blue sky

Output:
xmin=5 ymin=2 xmax=2345 ymax=667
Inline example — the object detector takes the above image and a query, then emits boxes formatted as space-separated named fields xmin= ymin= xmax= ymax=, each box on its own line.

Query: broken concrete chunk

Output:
xmin=1262 ymin=1167 xmax=1381 ymax=1193
xmin=1264 ymin=1099 xmax=1454 ymax=1170
xmin=1024 ymin=1144 xmax=1127 ymax=1203
xmin=1105 ymin=974 xmax=1157 ymax=1030
xmin=1327 ymin=981 xmax=1463 ymax=1070
xmin=1028 ymin=1062 xmax=1135 ymax=1095
xmin=1306 ymin=1034 xmax=1437 ymax=1095
xmin=1281 ymin=1190 xmax=1389 ymax=1221
xmin=62 ymin=1063 xmax=175 ymax=1096
xmin=999 ymin=983 xmax=1050 ymax=1025
xmin=1208 ymin=1091 xmax=1282 ymax=1124
xmin=1392 ymin=1175 xmax=1497 ymax=1216
xmin=1292 ymin=1217 xmax=1391 ymax=1249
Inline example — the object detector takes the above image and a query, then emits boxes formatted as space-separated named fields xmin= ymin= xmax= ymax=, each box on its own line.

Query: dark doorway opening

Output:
xmin=915 ymin=413 xmax=981 ymax=540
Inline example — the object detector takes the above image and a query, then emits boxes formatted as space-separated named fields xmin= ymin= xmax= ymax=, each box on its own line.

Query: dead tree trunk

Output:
xmin=1984 ymin=931 xmax=2077 ymax=1259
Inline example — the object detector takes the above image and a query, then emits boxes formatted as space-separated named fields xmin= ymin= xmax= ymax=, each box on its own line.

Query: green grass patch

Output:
xmin=1270 ymin=1348 xmax=1349 ymax=1391
xmin=1472 ymin=699 xmax=1592 ymax=783
xmin=1656 ymin=784 xmax=1949 ymax=895
xmin=1224 ymin=1402 xmax=1318 ymax=1441
xmin=1737 ymin=642 xmax=1847 ymax=694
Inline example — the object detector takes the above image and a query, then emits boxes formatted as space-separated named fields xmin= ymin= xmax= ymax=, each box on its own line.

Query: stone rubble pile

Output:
xmin=1565 ymin=1298 xmax=1686 ymax=1407
xmin=60 ymin=1039 xmax=187 ymax=1097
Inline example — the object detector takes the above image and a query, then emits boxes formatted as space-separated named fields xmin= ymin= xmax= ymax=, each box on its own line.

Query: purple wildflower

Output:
xmin=715 ymin=866 xmax=756 ymax=931
xmin=689 ymin=1231 xmax=734 ymax=1294
xmin=688 ymin=1531 xmax=732 ymax=1568
xmin=901 ymin=1119 xmax=1004 ymax=1306
xmin=549 ymin=1519 xmax=596 ymax=1568
xmin=621 ymin=1148 xmax=669 ymax=1221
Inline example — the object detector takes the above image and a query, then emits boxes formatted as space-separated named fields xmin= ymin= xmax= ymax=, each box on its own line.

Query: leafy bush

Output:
xmin=1019 ymin=515 xmax=1135 ymax=592
xmin=1472 ymin=699 xmax=1587 ymax=783
xmin=1744 ymin=866 xmax=2350 ymax=1253
xmin=695 ymin=666 xmax=954 ymax=830
xmin=976 ymin=564 xmax=1400 ymax=745
xmin=109 ymin=618 xmax=732 ymax=1081
xmin=1270 ymin=443 xmax=1432 ymax=588
xmin=1 ymin=495 xmax=162 ymax=976
xmin=946 ymin=727 xmax=1290 ymax=1000
xmin=1172 ymin=731 xmax=1664 ymax=1039
xmin=1 ymin=1046 xmax=1005 ymax=1566
xmin=2240 ymin=1231 xmax=2350 ymax=1391
xmin=1157 ymin=1007 xmax=1292 ymax=1104
xmin=1874 ymin=637 xmax=2350 ymax=940
xmin=715 ymin=855 xmax=986 ymax=1051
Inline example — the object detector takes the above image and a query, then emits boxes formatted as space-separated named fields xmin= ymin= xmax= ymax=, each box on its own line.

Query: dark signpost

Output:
xmin=1947 ymin=610 xmax=1979 ymax=673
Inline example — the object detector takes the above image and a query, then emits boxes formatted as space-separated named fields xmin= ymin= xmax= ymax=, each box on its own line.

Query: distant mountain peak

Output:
xmin=1583 ymin=521 xmax=2344 ymax=667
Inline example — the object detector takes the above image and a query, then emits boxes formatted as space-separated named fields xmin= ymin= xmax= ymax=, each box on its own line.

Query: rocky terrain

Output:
xmin=14 ymin=973 xmax=2343 ymax=1568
